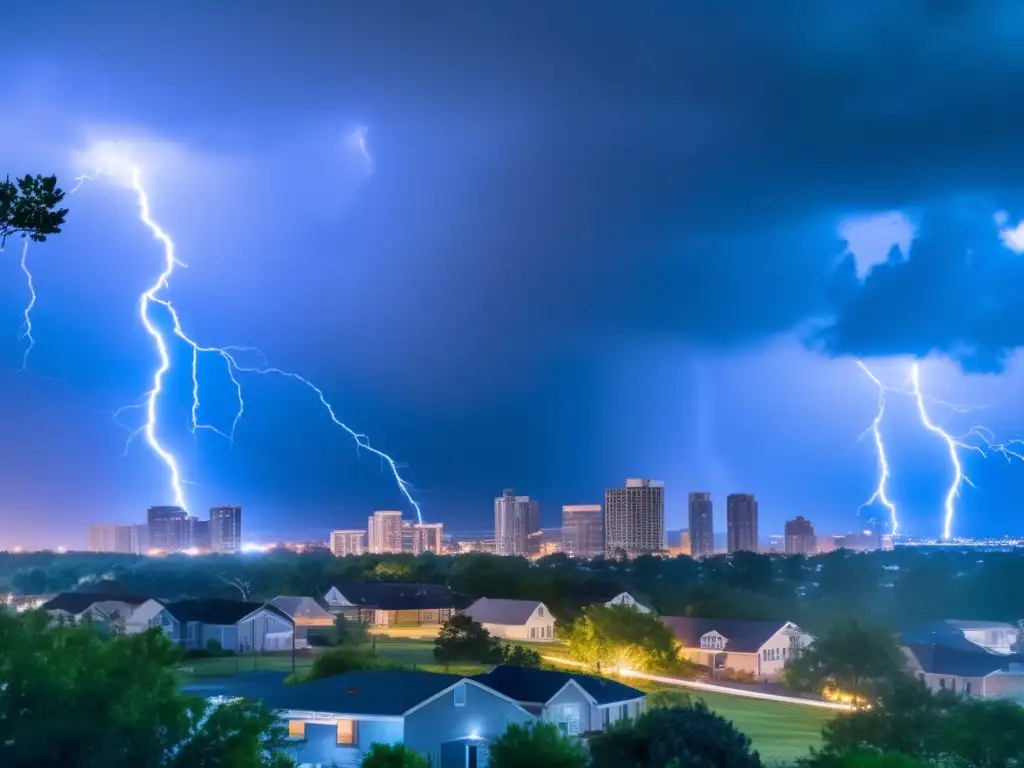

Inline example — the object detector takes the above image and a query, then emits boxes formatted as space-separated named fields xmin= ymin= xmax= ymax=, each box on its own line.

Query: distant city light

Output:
xmin=240 ymin=542 xmax=273 ymax=553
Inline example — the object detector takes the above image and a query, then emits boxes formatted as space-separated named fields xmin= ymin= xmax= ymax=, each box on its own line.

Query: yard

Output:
xmin=175 ymin=636 xmax=835 ymax=763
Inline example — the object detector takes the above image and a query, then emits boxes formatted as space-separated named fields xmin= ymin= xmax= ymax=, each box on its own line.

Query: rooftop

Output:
xmin=473 ymin=665 xmax=644 ymax=706
xmin=463 ymin=597 xmax=545 ymax=626
xmin=661 ymin=617 xmax=794 ymax=653
xmin=40 ymin=592 xmax=152 ymax=616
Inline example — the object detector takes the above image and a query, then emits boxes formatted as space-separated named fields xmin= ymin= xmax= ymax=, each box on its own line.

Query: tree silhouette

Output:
xmin=0 ymin=174 xmax=68 ymax=247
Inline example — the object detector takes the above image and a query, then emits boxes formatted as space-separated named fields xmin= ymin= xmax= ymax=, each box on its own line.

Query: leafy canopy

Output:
xmin=489 ymin=721 xmax=588 ymax=768
xmin=434 ymin=613 xmax=503 ymax=664
xmin=0 ymin=609 xmax=293 ymax=767
xmin=560 ymin=604 xmax=681 ymax=674
xmin=360 ymin=743 xmax=431 ymax=768
xmin=0 ymin=174 xmax=68 ymax=247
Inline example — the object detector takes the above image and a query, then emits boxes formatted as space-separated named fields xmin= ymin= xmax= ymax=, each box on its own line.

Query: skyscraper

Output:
xmin=89 ymin=524 xmax=144 ymax=554
xmin=147 ymin=506 xmax=191 ymax=553
xmin=412 ymin=523 xmax=444 ymax=555
xmin=561 ymin=504 xmax=604 ymax=558
xmin=330 ymin=530 xmax=366 ymax=557
xmin=784 ymin=516 xmax=816 ymax=555
xmin=368 ymin=510 xmax=404 ymax=554
xmin=604 ymin=478 xmax=665 ymax=556
xmin=727 ymin=494 xmax=759 ymax=553
xmin=494 ymin=490 xmax=539 ymax=556
xmin=210 ymin=506 xmax=242 ymax=554
xmin=190 ymin=518 xmax=211 ymax=551
xmin=688 ymin=492 xmax=714 ymax=558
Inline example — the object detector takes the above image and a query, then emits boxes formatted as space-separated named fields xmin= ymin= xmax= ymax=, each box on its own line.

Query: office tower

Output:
xmin=147 ymin=506 xmax=191 ymax=552
xmin=210 ymin=506 xmax=242 ymax=554
xmin=604 ymin=478 xmax=665 ymax=557
xmin=726 ymin=494 xmax=759 ymax=553
xmin=561 ymin=505 xmax=604 ymax=558
xmin=330 ymin=530 xmax=366 ymax=557
xmin=411 ymin=523 xmax=444 ymax=555
xmin=190 ymin=518 xmax=211 ymax=551
xmin=367 ymin=510 xmax=404 ymax=554
xmin=89 ymin=524 xmax=142 ymax=554
xmin=784 ymin=516 xmax=816 ymax=554
xmin=401 ymin=520 xmax=415 ymax=553
xmin=494 ymin=490 xmax=539 ymax=556
xmin=688 ymin=492 xmax=714 ymax=557
xmin=678 ymin=531 xmax=692 ymax=556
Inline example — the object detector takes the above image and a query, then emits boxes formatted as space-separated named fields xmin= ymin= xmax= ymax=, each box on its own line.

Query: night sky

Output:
xmin=2 ymin=2 xmax=1024 ymax=548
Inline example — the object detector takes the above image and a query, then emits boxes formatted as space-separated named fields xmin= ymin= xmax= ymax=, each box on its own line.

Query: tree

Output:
xmin=784 ymin=619 xmax=908 ymax=704
xmin=334 ymin=614 xmax=370 ymax=646
xmin=360 ymin=743 xmax=430 ymax=768
xmin=434 ymin=614 xmax=503 ymax=665
xmin=0 ymin=609 xmax=293 ymax=766
xmin=0 ymin=174 xmax=68 ymax=247
xmin=799 ymin=750 xmax=934 ymax=768
xmin=489 ymin=721 xmax=588 ymax=768
xmin=819 ymin=677 xmax=1024 ymax=767
xmin=560 ymin=604 xmax=681 ymax=674
xmin=307 ymin=645 xmax=379 ymax=681
xmin=589 ymin=704 xmax=761 ymax=768
xmin=501 ymin=644 xmax=541 ymax=667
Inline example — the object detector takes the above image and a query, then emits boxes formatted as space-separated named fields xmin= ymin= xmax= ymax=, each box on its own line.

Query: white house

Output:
xmin=662 ymin=617 xmax=814 ymax=680
xmin=268 ymin=596 xmax=336 ymax=649
xmin=126 ymin=598 xmax=294 ymax=653
xmin=41 ymin=592 xmax=152 ymax=629
xmin=462 ymin=598 xmax=556 ymax=641
xmin=603 ymin=592 xmax=653 ymax=614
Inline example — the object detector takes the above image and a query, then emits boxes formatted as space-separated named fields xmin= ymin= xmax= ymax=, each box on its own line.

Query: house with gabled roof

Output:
xmin=324 ymin=583 xmax=456 ymax=627
xmin=662 ymin=616 xmax=813 ymax=680
xmin=126 ymin=598 xmax=294 ymax=653
xmin=462 ymin=597 xmax=556 ymax=641
xmin=41 ymin=592 xmax=152 ymax=630
xmin=268 ymin=596 xmax=336 ymax=648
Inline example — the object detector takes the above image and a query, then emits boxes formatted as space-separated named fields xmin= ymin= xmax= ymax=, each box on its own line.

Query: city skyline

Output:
xmin=2 ymin=4 xmax=1024 ymax=547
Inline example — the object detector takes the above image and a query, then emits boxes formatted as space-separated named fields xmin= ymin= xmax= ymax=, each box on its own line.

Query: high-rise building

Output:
xmin=688 ymin=492 xmax=714 ymax=558
xmin=561 ymin=505 xmax=604 ymax=558
xmin=604 ymin=478 xmax=665 ymax=556
xmin=494 ymin=490 xmax=539 ymax=556
xmin=89 ymin=524 xmax=144 ymax=554
xmin=401 ymin=520 xmax=415 ymax=553
xmin=190 ymin=518 xmax=211 ymax=551
xmin=784 ymin=516 xmax=816 ymax=554
xmin=368 ymin=510 xmax=404 ymax=554
xmin=147 ymin=506 xmax=191 ymax=553
xmin=210 ymin=506 xmax=242 ymax=554
xmin=411 ymin=523 xmax=444 ymax=555
xmin=726 ymin=494 xmax=759 ymax=553
xmin=330 ymin=530 xmax=366 ymax=557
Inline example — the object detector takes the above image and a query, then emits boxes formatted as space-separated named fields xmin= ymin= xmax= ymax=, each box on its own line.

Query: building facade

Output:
xmin=330 ymin=530 xmax=367 ymax=557
xmin=412 ymin=523 xmax=444 ymax=555
xmin=89 ymin=524 xmax=144 ymax=554
xmin=604 ymin=479 xmax=665 ymax=556
xmin=210 ymin=506 xmax=242 ymax=554
xmin=147 ymin=506 xmax=191 ymax=553
xmin=688 ymin=492 xmax=714 ymax=558
xmin=561 ymin=505 xmax=604 ymax=559
xmin=494 ymin=490 xmax=539 ymax=557
xmin=368 ymin=511 xmax=404 ymax=554
xmin=784 ymin=516 xmax=816 ymax=555
xmin=726 ymin=494 xmax=758 ymax=554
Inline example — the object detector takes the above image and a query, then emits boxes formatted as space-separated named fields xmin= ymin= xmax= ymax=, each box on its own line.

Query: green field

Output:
xmin=176 ymin=637 xmax=834 ymax=763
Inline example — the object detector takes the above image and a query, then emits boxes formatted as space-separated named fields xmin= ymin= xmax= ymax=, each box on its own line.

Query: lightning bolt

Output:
xmin=16 ymin=239 xmax=36 ymax=372
xmin=856 ymin=361 xmax=898 ymax=535
xmin=909 ymin=362 xmax=1024 ymax=540
xmin=79 ymin=154 xmax=422 ymax=522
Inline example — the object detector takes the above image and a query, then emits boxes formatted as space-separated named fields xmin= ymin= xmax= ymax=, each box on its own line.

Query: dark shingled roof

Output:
xmin=165 ymin=599 xmax=286 ymax=625
xmin=463 ymin=598 xmax=544 ymax=626
xmin=41 ymin=592 xmax=152 ymax=615
xmin=331 ymin=582 xmax=455 ymax=611
xmin=661 ymin=617 xmax=791 ymax=653
xmin=185 ymin=670 xmax=468 ymax=716
xmin=473 ymin=666 xmax=645 ymax=706
xmin=905 ymin=643 xmax=1024 ymax=677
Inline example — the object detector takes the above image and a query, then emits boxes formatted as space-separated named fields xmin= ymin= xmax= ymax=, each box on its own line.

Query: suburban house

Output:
xmin=41 ymin=592 xmax=152 ymax=629
xmin=462 ymin=598 xmax=556 ymax=641
xmin=472 ymin=666 xmax=646 ymax=736
xmin=900 ymin=620 xmax=1024 ymax=701
xmin=127 ymin=598 xmax=294 ymax=653
xmin=324 ymin=583 xmax=456 ymax=627
xmin=268 ymin=596 xmax=336 ymax=648
xmin=601 ymin=591 xmax=654 ymax=614
xmin=183 ymin=668 xmax=534 ymax=767
xmin=662 ymin=617 xmax=814 ymax=680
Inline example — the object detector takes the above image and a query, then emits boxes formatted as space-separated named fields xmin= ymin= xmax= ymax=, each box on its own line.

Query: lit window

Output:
xmin=337 ymin=719 xmax=356 ymax=745
xmin=288 ymin=721 xmax=305 ymax=740
xmin=454 ymin=682 xmax=467 ymax=707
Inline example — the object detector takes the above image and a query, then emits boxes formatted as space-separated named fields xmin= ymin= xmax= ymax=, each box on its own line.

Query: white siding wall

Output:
xmin=237 ymin=610 xmax=294 ymax=652
xmin=124 ymin=599 xmax=166 ymax=634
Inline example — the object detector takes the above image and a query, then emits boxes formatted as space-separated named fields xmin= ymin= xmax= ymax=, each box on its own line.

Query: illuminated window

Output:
xmin=454 ymin=682 xmax=467 ymax=707
xmin=288 ymin=721 xmax=305 ymax=740
xmin=337 ymin=719 xmax=356 ymax=746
